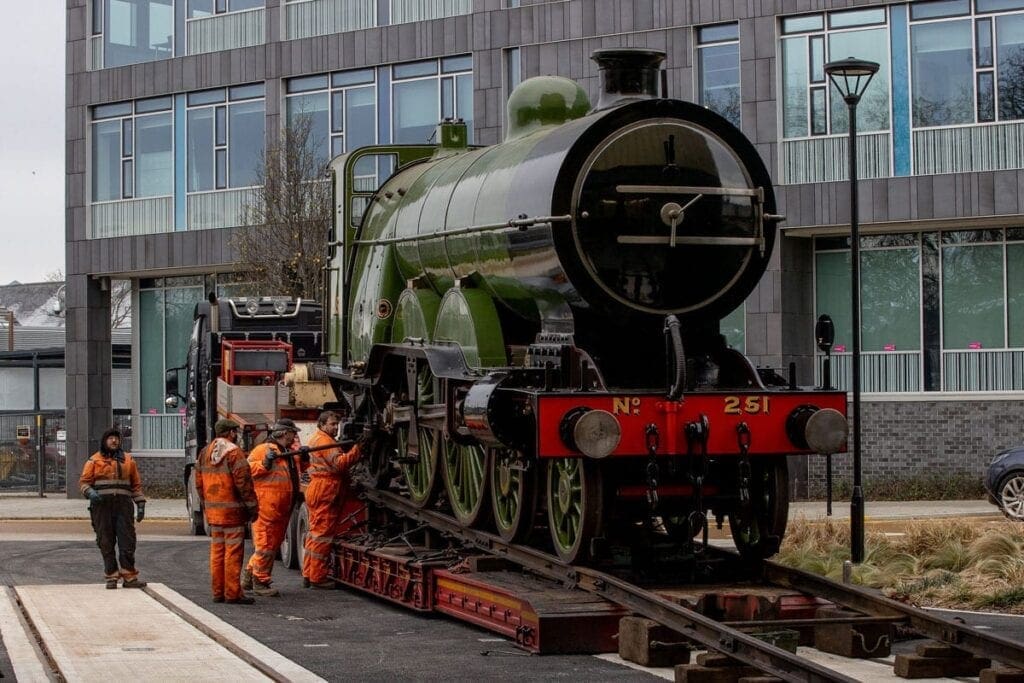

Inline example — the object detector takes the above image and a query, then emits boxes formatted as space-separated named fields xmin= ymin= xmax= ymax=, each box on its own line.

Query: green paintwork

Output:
xmin=391 ymin=288 xmax=441 ymax=343
xmin=433 ymin=288 xmax=506 ymax=368
xmin=332 ymin=77 xmax=593 ymax=367
xmin=505 ymin=76 xmax=591 ymax=141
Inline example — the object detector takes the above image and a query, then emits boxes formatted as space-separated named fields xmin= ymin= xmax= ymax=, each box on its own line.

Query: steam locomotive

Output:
xmin=325 ymin=48 xmax=848 ymax=563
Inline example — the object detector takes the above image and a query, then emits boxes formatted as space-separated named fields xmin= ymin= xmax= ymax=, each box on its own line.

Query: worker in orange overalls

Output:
xmin=79 ymin=428 xmax=146 ymax=589
xmin=301 ymin=411 xmax=365 ymax=589
xmin=195 ymin=419 xmax=258 ymax=604
xmin=243 ymin=418 xmax=300 ymax=597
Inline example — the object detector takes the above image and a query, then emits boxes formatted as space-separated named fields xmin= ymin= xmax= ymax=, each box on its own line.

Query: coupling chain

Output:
xmin=736 ymin=422 xmax=752 ymax=506
xmin=644 ymin=423 xmax=660 ymax=509
xmin=685 ymin=415 xmax=710 ymax=548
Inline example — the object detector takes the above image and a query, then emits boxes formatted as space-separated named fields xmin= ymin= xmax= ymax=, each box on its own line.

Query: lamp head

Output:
xmin=823 ymin=57 xmax=879 ymax=105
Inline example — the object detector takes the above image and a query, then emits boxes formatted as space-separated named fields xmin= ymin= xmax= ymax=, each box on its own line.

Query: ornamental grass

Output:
xmin=776 ymin=517 xmax=1024 ymax=612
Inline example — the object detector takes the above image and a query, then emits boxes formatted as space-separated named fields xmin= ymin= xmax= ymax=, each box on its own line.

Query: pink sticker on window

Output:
xmin=884 ymin=343 xmax=896 ymax=351
xmin=834 ymin=344 xmax=846 ymax=353
xmin=968 ymin=341 xmax=983 ymax=349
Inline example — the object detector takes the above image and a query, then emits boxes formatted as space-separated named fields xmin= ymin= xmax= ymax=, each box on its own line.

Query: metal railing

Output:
xmin=779 ymin=131 xmax=891 ymax=185
xmin=390 ymin=0 xmax=471 ymax=23
xmin=914 ymin=121 xmax=1024 ymax=176
xmin=187 ymin=187 xmax=259 ymax=230
xmin=136 ymin=414 xmax=185 ymax=451
xmin=187 ymin=8 xmax=265 ymax=55
xmin=90 ymin=196 xmax=174 ymax=239
xmin=285 ymin=0 xmax=375 ymax=40
xmin=815 ymin=350 xmax=922 ymax=393
xmin=943 ymin=349 xmax=1024 ymax=392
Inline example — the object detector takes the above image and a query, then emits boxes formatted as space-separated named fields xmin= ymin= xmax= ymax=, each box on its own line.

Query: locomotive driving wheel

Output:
xmin=547 ymin=458 xmax=603 ymax=563
xmin=728 ymin=456 xmax=789 ymax=559
xmin=397 ymin=365 xmax=441 ymax=508
xmin=490 ymin=449 xmax=538 ymax=543
xmin=442 ymin=440 xmax=490 ymax=527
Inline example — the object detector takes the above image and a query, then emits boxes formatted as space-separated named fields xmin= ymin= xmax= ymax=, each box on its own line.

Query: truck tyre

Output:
xmin=279 ymin=506 xmax=301 ymax=569
xmin=186 ymin=468 xmax=207 ymax=536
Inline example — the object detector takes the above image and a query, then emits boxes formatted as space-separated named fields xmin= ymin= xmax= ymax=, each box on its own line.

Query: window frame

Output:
xmin=695 ymin=22 xmax=741 ymax=127
xmin=185 ymin=84 xmax=265 ymax=194
xmin=390 ymin=56 xmax=474 ymax=145
xmin=90 ymin=97 xmax=175 ymax=204
xmin=909 ymin=2 xmax=1024 ymax=128
xmin=283 ymin=68 xmax=379 ymax=167
xmin=779 ymin=9 xmax=892 ymax=140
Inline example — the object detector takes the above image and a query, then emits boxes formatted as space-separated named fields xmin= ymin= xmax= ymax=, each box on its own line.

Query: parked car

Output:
xmin=985 ymin=447 xmax=1024 ymax=520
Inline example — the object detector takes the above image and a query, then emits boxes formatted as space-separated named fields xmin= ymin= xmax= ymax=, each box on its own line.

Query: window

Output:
xmin=720 ymin=304 xmax=745 ymax=352
xmin=781 ymin=9 xmax=890 ymax=138
xmin=696 ymin=24 xmax=740 ymax=127
xmin=91 ymin=97 xmax=173 ymax=202
xmin=392 ymin=56 xmax=474 ymax=144
xmin=910 ymin=0 xmax=1024 ymax=126
xmin=99 ymin=0 xmax=175 ymax=68
xmin=187 ymin=0 xmax=262 ymax=16
xmin=814 ymin=228 xmax=1024 ymax=391
xmin=139 ymin=277 xmax=204 ymax=415
xmin=941 ymin=231 xmax=1005 ymax=349
xmin=186 ymin=84 xmax=265 ymax=192
xmin=285 ymin=69 xmax=377 ymax=170
xmin=506 ymin=47 xmax=522 ymax=98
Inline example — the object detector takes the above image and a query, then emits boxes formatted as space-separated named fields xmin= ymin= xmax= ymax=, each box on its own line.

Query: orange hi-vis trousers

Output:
xmin=246 ymin=498 xmax=290 ymax=584
xmin=209 ymin=524 xmax=246 ymax=600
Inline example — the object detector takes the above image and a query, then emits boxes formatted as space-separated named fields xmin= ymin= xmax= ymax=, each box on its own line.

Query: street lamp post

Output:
xmin=824 ymin=57 xmax=879 ymax=565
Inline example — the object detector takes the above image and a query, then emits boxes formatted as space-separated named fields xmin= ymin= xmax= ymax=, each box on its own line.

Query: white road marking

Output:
xmin=478 ymin=637 xmax=508 ymax=642
xmin=593 ymin=653 xmax=673 ymax=680
xmin=927 ymin=605 xmax=1024 ymax=618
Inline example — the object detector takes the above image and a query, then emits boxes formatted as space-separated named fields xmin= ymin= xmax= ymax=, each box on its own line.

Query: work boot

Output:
xmin=122 ymin=578 xmax=147 ymax=588
xmin=241 ymin=568 xmax=253 ymax=591
xmin=252 ymin=580 xmax=280 ymax=597
xmin=310 ymin=580 xmax=335 ymax=590
xmin=105 ymin=579 xmax=119 ymax=589
xmin=302 ymin=576 xmax=310 ymax=588
xmin=226 ymin=596 xmax=255 ymax=605
xmin=212 ymin=596 xmax=225 ymax=603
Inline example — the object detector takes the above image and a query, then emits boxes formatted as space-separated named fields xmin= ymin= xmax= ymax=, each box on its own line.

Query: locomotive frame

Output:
xmin=323 ymin=48 xmax=849 ymax=564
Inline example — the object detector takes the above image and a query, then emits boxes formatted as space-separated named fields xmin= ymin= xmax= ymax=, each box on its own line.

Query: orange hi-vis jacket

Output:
xmin=307 ymin=429 xmax=361 ymax=483
xmin=195 ymin=437 xmax=257 ymax=527
xmin=79 ymin=451 xmax=145 ymax=503
xmin=248 ymin=442 xmax=293 ymax=521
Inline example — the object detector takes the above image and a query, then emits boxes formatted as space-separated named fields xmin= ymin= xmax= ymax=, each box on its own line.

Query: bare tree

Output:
xmin=233 ymin=115 xmax=332 ymax=299
xmin=45 ymin=268 xmax=130 ymax=329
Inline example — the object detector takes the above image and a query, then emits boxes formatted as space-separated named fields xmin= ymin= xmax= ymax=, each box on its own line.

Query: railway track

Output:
xmin=360 ymin=487 xmax=1024 ymax=682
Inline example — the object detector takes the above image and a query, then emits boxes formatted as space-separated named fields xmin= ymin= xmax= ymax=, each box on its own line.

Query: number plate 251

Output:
xmin=723 ymin=396 xmax=771 ymax=415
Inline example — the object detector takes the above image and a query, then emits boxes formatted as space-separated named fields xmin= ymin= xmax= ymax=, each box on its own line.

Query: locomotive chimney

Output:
xmin=590 ymin=48 xmax=666 ymax=111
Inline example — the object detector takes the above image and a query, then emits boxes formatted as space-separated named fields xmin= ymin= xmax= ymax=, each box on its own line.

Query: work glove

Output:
xmin=86 ymin=488 xmax=102 ymax=504
xmin=136 ymin=502 xmax=146 ymax=523
xmin=298 ymin=446 xmax=311 ymax=464
xmin=262 ymin=452 xmax=276 ymax=470
xmin=357 ymin=425 xmax=376 ymax=449
xmin=247 ymin=506 xmax=259 ymax=522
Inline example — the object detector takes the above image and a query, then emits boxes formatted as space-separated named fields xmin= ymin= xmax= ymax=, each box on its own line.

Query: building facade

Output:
xmin=66 ymin=0 xmax=1024 ymax=494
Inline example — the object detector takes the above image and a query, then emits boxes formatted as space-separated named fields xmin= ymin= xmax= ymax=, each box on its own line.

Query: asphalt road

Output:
xmin=0 ymin=529 xmax=650 ymax=681
xmin=3 ymin=522 xmax=1024 ymax=681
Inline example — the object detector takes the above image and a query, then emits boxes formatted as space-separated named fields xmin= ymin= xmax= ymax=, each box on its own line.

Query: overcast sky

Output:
xmin=0 ymin=5 xmax=65 ymax=285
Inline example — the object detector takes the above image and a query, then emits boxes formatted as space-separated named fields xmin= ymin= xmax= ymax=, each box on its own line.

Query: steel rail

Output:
xmin=761 ymin=560 xmax=1024 ymax=670
xmin=362 ymin=487 xmax=853 ymax=683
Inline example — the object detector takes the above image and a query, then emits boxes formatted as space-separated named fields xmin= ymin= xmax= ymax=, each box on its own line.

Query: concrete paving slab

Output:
xmin=0 ymin=586 xmax=52 ymax=682
xmin=15 ymin=583 xmax=277 ymax=682
xmin=790 ymin=499 xmax=997 ymax=520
